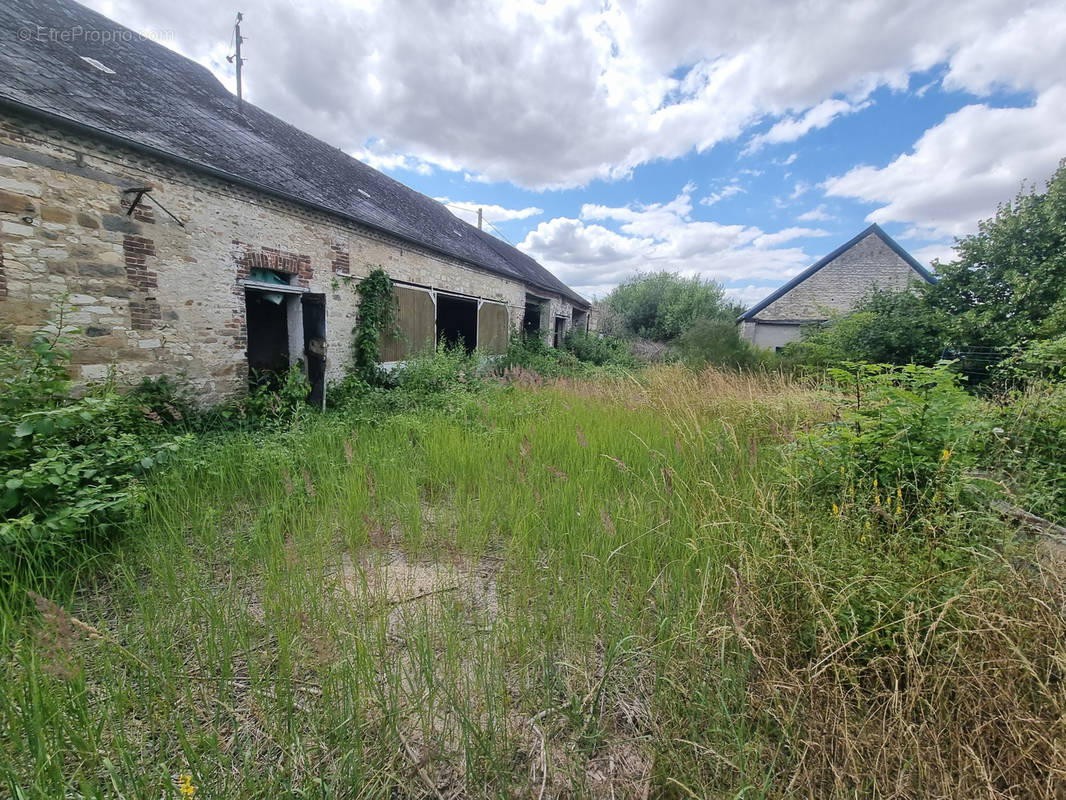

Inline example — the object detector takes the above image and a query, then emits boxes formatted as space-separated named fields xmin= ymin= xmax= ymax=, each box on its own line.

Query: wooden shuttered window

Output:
xmin=381 ymin=285 xmax=435 ymax=361
xmin=477 ymin=301 xmax=509 ymax=355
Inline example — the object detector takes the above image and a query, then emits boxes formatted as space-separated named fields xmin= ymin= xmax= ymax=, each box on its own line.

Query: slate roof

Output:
xmin=737 ymin=224 xmax=935 ymax=321
xmin=0 ymin=0 xmax=588 ymax=306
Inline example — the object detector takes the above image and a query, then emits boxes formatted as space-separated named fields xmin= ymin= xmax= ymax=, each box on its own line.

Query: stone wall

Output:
xmin=0 ymin=114 xmax=582 ymax=402
xmin=741 ymin=230 xmax=928 ymax=349
xmin=755 ymin=231 xmax=922 ymax=322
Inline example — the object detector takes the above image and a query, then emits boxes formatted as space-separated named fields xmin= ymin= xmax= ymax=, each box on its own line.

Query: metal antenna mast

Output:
xmin=226 ymin=12 xmax=245 ymax=107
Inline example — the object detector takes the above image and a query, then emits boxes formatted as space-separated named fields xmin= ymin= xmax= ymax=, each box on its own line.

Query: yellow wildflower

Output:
xmin=941 ymin=449 xmax=951 ymax=462
xmin=178 ymin=775 xmax=196 ymax=799
xmin=832 ymin=503 xmax=840 ymax=517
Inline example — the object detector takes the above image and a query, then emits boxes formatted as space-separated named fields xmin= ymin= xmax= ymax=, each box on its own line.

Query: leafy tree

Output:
xmin=926 ymin=158 xmax=1066 ymax=351
xmin=783 ymin=288 xmax=950 ymax=366
xmin=602 ymin=271 xmax=736 ymax=340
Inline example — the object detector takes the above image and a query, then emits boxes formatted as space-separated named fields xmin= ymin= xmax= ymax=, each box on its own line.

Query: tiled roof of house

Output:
xmin=0 ymin=0 xmax=588 ymax=306
xmin=737 ymin=224 xmax=935 ymax=321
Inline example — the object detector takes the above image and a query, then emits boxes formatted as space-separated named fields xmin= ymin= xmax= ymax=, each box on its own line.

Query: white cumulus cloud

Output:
xmin=824 ymin=87 xmax=1066 ymax=239
xmin=80 ymin=0 xmax=1065 ymax=190
xmin=519 ymin=185 xmax=823 ymax=291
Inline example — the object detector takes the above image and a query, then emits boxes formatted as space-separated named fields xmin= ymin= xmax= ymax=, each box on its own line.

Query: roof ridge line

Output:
xmin=736 ymin=224 xmax=935 ymax=322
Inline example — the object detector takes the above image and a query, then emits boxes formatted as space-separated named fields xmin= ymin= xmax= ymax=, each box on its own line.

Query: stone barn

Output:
xmin=0 ymin=0 xmax=589 ymax=404
xmin=738 ymin=224 xmax=934 ymax=350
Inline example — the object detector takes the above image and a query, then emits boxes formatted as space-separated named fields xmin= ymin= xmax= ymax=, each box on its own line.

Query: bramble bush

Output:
xmin=391 ymin=338 xmax=483 ymax=398
xmin=501 ymin=330 xmax=636 ymax=377
xmin=983 ymin=382 xmax=1066 ymax=523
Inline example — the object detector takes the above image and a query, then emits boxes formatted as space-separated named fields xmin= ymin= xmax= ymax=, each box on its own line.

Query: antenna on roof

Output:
xmin=226 ymin=12 xmax=246 ymax=108
xmin=477 ymin=208 xmax=483 ymax=230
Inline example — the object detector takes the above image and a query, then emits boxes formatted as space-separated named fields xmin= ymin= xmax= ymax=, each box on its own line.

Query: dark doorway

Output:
xmin=245 ymin=289 xmax=288 ymax=387
xmin=554 ymin=316 xmax=566 ymax=348
xmin=436 ymin=294 xmax=477 ymax=352
xmin=523 ymin=301 xmax=542 ymax=336
xmin=302 ymin=293 xmax=327 ymax=409
xmin=572 ymin=308 xmax=589 ymax=332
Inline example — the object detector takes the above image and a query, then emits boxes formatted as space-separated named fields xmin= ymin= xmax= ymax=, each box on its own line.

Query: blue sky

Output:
xmin=87 ymin=0 xmax=1066 ymax=306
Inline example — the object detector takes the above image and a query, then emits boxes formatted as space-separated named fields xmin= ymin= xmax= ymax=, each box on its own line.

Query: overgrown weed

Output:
xmin=2 ymin=360 xmax=1064 ymax=797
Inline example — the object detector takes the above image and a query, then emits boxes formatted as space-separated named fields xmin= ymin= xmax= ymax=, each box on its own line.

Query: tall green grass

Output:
xmin=2 ymin=367 xmax=1063 ymax=798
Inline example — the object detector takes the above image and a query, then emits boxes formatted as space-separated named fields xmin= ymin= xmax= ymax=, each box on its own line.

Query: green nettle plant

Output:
xmin=352 ymin=267 xmax=397 ymax=384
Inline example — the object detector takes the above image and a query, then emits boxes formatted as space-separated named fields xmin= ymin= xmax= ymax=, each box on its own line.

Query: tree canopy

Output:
xmin=783 ymin=288 xmax=950 ymax=366
xmin=926 ymin=158 xmax=1066 ymax=350
xmin=789 ymin=158 xmax=1066 ymax=370
xmin=601 ymin=271 xmax=737 ymax=340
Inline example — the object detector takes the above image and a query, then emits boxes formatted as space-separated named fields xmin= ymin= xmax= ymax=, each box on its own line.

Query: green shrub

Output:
xmin=996 ymin=334 xmax=1066 ymax=385
xmin=239 ymin=367 xmax=313 ymax=426
xmin=783 ymin=363 xmax=1006 ymax=665
xmin=325 ymin=371 xmax=375 ymax=411
xmin=392 ymin=338 xmax=482 ymax=397
xmin=501 ymin=332 xmax=584 ymax=377
xmin=781 ymin=289 xmax=950 ymax=368
xmin=601 ymin=271 xmax=737 ymax=340
xmin=678 ymin=316 xmax=768 ymax=369
xmin=0 ymin=324 xmax=189 ymax=565
xmin=790 ymin=363 xmax=984 ymax=514
xmin=562 ymin=329 xmax=636 ymax=367
xmin=982 ymin=382 xmax=1066 ymax=522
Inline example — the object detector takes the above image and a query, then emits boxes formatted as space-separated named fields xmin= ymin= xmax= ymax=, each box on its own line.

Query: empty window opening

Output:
xmin=554 ymin=316 xmax=567 ymax=348
xmin=436 ymin=294 xmax=478 ymax=353
xmin=246 ymin=289 xmax=289 ymax=388
xmin=523 ymin=300 xmax=543 ymax=336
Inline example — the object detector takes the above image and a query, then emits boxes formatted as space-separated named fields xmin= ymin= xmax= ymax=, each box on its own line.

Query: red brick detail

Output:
xmin=124 ymin=234 xmax=159 ymax=331
xmin=233 ymin=240 xmax=314 ymax=288
xmin=123 ymin=234 xmax=158 ymax=290
xmin=0 ymin=244 xmax=7 ymax=298
xmin=330 ymin=240 xmax=350 ymax=275
xmin=129 ymin=299 xmax=161 ymax=330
